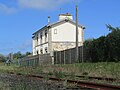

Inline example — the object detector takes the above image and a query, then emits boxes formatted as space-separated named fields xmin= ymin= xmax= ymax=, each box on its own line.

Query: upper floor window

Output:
xmin=45 ymin=30 xmax=47 ymax=42
xmin=40 ymin=32 xmax=42 ymax=39
xmin=54 ymin=29 xmax=57 ymax=34
xmin=40 ymin=32 xmax=42 ymax=44
xmin=36 ymin=35 xmax=39 ymax=45
xmin=37 ymin=35 xmax=38 ymax=41
xmin=45 ymin=30 xmax=47 ymax=37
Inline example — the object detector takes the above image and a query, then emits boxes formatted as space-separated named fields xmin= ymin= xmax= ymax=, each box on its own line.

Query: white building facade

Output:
xmin=32 ymin=13 xmax=85 ymax=55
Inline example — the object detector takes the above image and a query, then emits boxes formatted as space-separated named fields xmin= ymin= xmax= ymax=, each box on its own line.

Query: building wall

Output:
xmin=51 ymin=22 xmax=83 ymax=42
xmin=36 ymin=43 xmax=48 ymax=54
xmin=51 ymin=22 xmax=83 ymax=51
xmin=33 ymin=21 xmax=84 ymax=55
xmin=59 ymin=15 xmax=73 ymax=21
xmin=33 ymin=29 xmax=49 ymax=55
xmin=52 ymin=42 xmax=82 ymax=51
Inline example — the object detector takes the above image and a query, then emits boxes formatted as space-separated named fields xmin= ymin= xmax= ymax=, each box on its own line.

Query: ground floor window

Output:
xmin=37 ymin=51 xmax=39 ymax=55
xmin=40 ymin=49 xmax=43 ymax=54
xmin=45 ymin=47 xmax=48 ymax=53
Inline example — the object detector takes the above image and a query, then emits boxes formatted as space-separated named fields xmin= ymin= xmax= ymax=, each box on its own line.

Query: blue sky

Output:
xmin=0 ymin=0 xmax=120 ymax=55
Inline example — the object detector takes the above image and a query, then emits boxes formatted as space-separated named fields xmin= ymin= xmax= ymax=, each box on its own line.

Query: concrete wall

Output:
xmin=51 ymin=22 xmax=83 ymax=42
xmin=19 ymin=54 xmax=52 ymax=66
xmin=39 ymin=54 xmax=52 ymax=64
xmin=51 ymin=22 xmax=83 ymax=51
xmin=59 ymin=15 xmax=73 ymax=20
xmin=52 ymin=42 xmax=82 ymax=51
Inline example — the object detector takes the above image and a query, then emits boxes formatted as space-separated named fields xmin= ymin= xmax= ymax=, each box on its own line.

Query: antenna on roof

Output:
xmin=60 ymin=8 xmax=62 ymax=14
xmin=48 ymin=16 xmax=50 ymax=24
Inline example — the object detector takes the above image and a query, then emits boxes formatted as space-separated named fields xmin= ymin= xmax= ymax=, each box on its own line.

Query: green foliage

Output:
xmin=13 ymin=51 xmax=24 ymax=59
xmin=53 ymin=70 xmax=65 ymax=79
xmin=84 ymin=25 xmax=120 ymax=62
xmin=0 ymin=54 xmax=6 ymax=62
xmin=105 ymin=26 xmax=120 ymax=62
xmin=13 ymin=51 xmax=32 ymax=60
xmin=25 ymin=52 xmax=32 ymax=56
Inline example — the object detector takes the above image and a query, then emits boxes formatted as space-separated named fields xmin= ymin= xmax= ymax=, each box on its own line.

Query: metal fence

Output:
xmin=54 ymin=46 xmax=87 ymax=64
xmin=18 ymin=54 xmax=52 ymax=67
xmin=16 ymin=47 xmax=88 ymax=66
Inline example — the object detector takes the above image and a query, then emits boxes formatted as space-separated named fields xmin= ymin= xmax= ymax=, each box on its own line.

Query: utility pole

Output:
xmin=82 ymin=30 xmax=84 ymax=63
xmin=76 ymin=5 xmax=79 ymax=63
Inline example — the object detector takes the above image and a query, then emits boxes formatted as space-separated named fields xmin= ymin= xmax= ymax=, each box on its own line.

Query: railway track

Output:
xmin=29 ymin=72 xmax=120 ymax=82
xmin=15 ymin=73 xmax=120 ymax=90
xmin=68 ymin=75 xmax=119 ymax=82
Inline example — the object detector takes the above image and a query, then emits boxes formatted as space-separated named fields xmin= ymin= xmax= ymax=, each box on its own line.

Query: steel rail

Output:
xmin=24 ymin=74 xmax=120 ymax=90
xmin=9 ymin=71 xmax=119 ymax=82
xmin=71 ymin=75 xmax=118 ymax=82
xmin=8 ymin=72 xmax=120 ymax=89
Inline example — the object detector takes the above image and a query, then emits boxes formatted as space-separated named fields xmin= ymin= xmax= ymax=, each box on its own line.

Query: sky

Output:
xmin=0 ymin=0 xmax=120 ymax=55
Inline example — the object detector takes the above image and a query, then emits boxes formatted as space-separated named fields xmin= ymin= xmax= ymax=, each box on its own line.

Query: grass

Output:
xmin=0 ymin=62 xmax=120 ymax=89
xmin=0 ymin=62 xmax=120 ymax=79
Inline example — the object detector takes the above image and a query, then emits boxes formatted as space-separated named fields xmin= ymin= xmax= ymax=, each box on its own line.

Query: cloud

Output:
xmin=18 ymin=0 xmax=71 ymax=10
xmin=0 ymin=48 xmax=13 ymax=52
xmin=17 ymin=40 xmax=32 ymax=51
xmin=0 ymin=0 xmax=75 ymax=14
xmin=0 ymin=40 xmax=32 ymax=54
xmin=0 ymin=3 xmax=16 ymax=14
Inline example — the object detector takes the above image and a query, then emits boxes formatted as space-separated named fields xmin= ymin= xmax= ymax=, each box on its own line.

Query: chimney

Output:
xmin=59 ymin=13 xmax=73 ymax=21
xmin=48 ymin=16 xmax=50 ymax=24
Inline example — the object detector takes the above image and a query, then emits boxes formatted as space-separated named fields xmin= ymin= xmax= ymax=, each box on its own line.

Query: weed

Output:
xmin=53 ymin=70 xmax=65 ymax=79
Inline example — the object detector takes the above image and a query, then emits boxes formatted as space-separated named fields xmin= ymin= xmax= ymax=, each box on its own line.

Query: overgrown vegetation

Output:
xmin=0 ymin=51 xmax=32 ymax=63
xmin=84 ymin=25 xmax=120 ymax=62
xmin=0 ymin=54 xmax=6 ymax=62
xmin=0 ymin=62 xmax=120 ymax=79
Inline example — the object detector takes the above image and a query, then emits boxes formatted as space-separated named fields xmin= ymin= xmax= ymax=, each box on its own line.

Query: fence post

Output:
xmin=70 ymin=49 xmax=71 ymax=64
xmin=55 ymin=51 xmax=57 ymax=64
xmin=64 ymin=50 xmax=65 ymax=64
xmin=59 ymin=51 xmax=61 ymax=64
xmin=51 ymin=51 xmax=54 ymax=64
xmin=78 ymin=47 xmax=80 ymax=63
xmin=38 ymin=54 xmax=40 ymax=65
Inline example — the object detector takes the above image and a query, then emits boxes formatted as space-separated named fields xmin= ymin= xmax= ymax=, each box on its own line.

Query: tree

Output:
xmin=25 ymin=52 xmax=31 ymax=56
xmin=105 ymin=25 xmax=120 ymax=62
xmin=84 ymin=25 xmax=120 ymax=62
xmin=13 ymin=51 xmax=24 ymax=59
xmin=0 ymin=54 xmax=6 ymax=62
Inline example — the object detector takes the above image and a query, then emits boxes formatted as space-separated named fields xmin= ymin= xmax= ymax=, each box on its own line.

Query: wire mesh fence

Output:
xmin=54 ymin=46 xmax=87 ymax=64
xmin=15 ymin=47 xmax=88 ymax=66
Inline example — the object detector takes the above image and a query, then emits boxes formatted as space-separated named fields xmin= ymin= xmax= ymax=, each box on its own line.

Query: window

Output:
xmin=45 ymin=47 xmax=48 ymax=53
xmin=37 ymin=51 xmax=39 ymax=55
xmin=37 ymin=35 xmax=38 ymax=41
xmin=45 ymin=30 xmax=47 ymax=42
xmin=35 ymin=34 xmax=38 ymax=46
xmin=40 ymin=49 xmax=43 ymax=54
xmin=36 ymin=35 xmax=39 ymax=45
xmin=40 ymin=32 xmax=42 ymax=44
xmin=45 ymin=30 xmax=47 ymax=37
xmin=40 ymin=32 xmax=42 ymax=39
xmin=54 ymin=29 xmax=57 ymax=34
